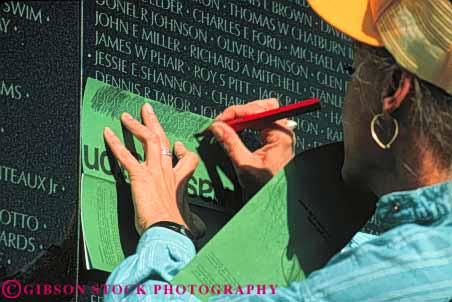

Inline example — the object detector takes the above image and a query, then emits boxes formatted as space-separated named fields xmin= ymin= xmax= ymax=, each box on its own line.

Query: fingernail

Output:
xmin=104 ymin=127 xmax=113 ymax=136
xmin=286 ymin=120 xmax=298 ymax=130
xmin=144 ymin=103 xmax=154 ymax=114
xmin=174 ymin=141 xmax=184 ymax=148
xmin=122 ymin=112 xmax=132 ymax=120
xmin=174 ymin=141 xmax=183 ymax=157
xmin=210 ymin=122 xmax=225 ymax=138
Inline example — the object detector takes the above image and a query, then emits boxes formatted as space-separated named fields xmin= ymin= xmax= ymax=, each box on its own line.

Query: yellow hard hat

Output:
xmin=308 ymin=0 xmax=452 ymax=94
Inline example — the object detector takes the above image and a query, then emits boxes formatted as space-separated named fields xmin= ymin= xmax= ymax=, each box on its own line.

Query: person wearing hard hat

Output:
xmin=103 ymin=0 xmax=452 ymax=301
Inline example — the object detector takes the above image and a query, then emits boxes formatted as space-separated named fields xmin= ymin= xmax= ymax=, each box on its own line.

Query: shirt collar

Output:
xmin=373 ymin=180 xmax=452 ymax=231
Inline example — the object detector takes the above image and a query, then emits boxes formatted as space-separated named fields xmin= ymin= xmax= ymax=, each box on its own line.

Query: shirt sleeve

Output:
xmin=103 ymin=226 xmax=314 ymax=302
xmin=102 ymin=226 xmax=352 ymax=302
xmin=105 ymin=223 xmax=452 ymax=302
xmin=208 ymin=225 xmax=452 ymax=302
xmin=104 ymin=226 xmax=200 ymax=302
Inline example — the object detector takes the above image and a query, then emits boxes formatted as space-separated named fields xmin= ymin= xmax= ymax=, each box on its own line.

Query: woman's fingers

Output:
xmin=103 ymin=127 xmax=141 ymax=172
xmin=142 ymin=103 xmax=170 ymax=148
xmin=215 ymin=98 xmax=279 ymax=121
xmin=174 ymin=141 xmax=199 ymax=185
xmin=120 ymin=112 xmax=161 ymax=168
xmin=209 ymin=122 xmax=255 ymax=168
xmin=141 ymin=104 xmax=173 ymax=172
xmin=286 ymin=120 xmax=298 ymax=130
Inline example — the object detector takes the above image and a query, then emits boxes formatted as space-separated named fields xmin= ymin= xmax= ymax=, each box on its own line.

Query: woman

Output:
xmin=104 ymin=0 xmax=452 ymax=300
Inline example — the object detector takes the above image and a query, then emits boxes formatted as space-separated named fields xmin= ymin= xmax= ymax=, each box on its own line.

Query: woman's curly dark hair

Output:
xmin=354 ymin=42 xmax=452 ymax=169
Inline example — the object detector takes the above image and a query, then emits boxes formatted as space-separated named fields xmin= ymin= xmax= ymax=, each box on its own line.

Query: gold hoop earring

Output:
xmin=371 ymin=113 xmax=399 ymax=150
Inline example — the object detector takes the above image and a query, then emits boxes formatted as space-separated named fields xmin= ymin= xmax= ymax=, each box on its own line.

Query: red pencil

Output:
xmin=225 ymin=98 xmax=320 ymax=132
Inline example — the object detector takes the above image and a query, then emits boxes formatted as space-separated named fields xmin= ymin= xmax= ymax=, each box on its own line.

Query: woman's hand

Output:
xmin=209 ymin=98 xmax=296 ymax=197
xmin=103 ymin=103 xmax=200 ymax=236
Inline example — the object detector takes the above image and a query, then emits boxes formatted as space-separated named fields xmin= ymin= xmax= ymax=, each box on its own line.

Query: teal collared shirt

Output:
xmin=105 ymin=181 xmax=452 ymax=301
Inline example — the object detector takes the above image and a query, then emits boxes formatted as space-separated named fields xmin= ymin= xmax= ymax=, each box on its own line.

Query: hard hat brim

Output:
xmin=308 ymin=0 xmax=383 ymax=47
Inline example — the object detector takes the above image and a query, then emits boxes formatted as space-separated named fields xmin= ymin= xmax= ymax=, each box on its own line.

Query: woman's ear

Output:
xmin=383 ymin=71 xmax=412 ymax=114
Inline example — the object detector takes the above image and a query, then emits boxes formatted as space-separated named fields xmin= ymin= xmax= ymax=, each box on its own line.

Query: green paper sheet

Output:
xmin=81 ymin=78 xmax=239 ymax=271
xmin=81 ymin=174 xmax=124 ymax=272
xmin=172 ymin=166 xmax=304 ymax=302
xmin=81 ymin=78 xmax=234 ymax=189
xmin=172 ymin=143 xmax=375 ymax=301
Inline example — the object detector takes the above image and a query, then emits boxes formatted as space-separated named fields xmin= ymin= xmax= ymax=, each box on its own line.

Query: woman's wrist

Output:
xmin=141 ymin=213 xmax=188 ymax=233
xmin=144 ymin=221 xmax=194 ymax=241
